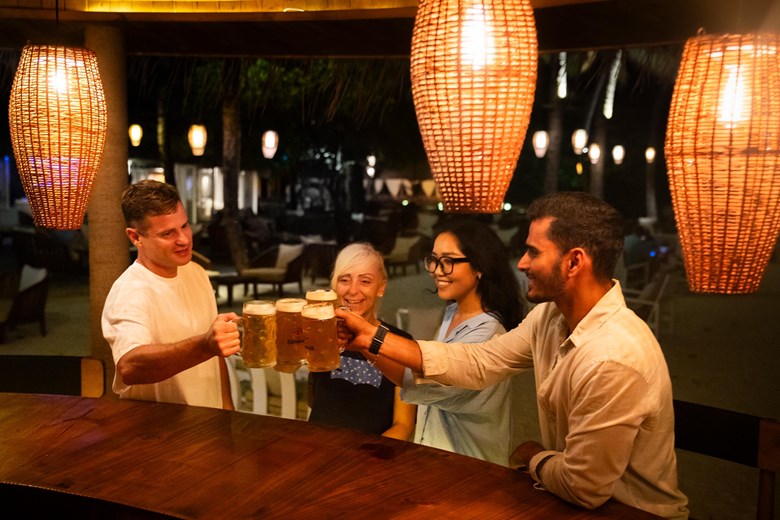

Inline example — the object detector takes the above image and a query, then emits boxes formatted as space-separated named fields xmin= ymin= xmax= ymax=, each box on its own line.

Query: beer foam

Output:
xmin=306 ymin=289 xmax=337 ymax=302
xmin=302 ymin=303 xmax=335 ymax=320
xmin=275 ymin=298 xmax=306 ymax=313
xmin=244 ymin=301 xmax=276 ymax=316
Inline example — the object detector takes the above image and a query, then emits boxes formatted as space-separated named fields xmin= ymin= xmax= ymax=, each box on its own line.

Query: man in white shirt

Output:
xmin=102 ymin=180 xmax=240 ymax=409
xmin=337 ymin=192 xmax=688 ymax=519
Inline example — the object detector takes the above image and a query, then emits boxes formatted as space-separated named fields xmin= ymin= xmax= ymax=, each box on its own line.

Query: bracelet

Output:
xmin=369 ymin=324 xmax=389 ymax=356
xmin=367 ymin=350 xmax=380 ymax=367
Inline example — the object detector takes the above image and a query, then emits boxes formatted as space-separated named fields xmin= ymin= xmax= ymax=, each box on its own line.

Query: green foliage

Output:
xmin=239 ymin=58 xmax=411 ymax=126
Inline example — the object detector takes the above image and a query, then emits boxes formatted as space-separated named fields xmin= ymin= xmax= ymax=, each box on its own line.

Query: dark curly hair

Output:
xmin=526 ymin=191 xmax=624 ymax=282
xmin=432 ymin=217 xmax=523 ymax=330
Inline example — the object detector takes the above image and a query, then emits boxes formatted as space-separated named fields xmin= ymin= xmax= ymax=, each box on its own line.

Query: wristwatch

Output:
xmin=369 ymin=324 xmax=389 ymax=356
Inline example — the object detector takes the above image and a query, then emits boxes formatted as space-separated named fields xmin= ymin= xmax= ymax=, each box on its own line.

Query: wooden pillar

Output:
xmin=85 ymin=25 xmax=130 ymax=398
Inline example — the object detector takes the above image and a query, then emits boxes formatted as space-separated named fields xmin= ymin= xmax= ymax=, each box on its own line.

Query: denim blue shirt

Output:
xmin=401 ymin=303 xmax=513 ymax=466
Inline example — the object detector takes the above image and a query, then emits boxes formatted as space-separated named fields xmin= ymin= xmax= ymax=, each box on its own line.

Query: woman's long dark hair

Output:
xmin=433 ymin=217 xmax=523 ymax=330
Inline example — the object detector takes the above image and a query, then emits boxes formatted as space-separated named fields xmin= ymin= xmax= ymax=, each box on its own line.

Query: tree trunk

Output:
xmin=644 ymin=88 xmax=669 ymax=220
xmin=544 ymin=57 xmax=563 ymax=194
xmin=222 ymin=62 xmax=242 ymax=220
xmin=645 ymin=161 xmax=658 ymax=220
xmin=589 ymin=116 xmax=607 ymax=200
xmin=582 ymin=53 xmax=613 ymax=200
xmin=157 ymin=97 xmax=174 ymax=185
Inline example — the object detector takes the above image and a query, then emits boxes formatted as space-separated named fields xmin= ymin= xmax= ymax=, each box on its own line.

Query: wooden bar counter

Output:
xmin=0 ymin=394 xmax=659 ymax=518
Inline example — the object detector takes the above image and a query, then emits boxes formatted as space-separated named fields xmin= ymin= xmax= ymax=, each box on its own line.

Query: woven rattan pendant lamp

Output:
xmin=665 ymin=31 xmax=780 ymax=294
xmin=410 ymin=0 xmax=537 ymax=213
xmin=9 ymin=44 xmax=107 ymax=230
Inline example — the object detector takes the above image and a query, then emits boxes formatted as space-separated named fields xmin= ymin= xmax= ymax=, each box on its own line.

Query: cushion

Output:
xmin=490 ymin=225 xmax=517 ymax=246
xmin=299 ymin=234 xmax=323 ymax=244
xmin=275 ymin=243 xmax=305 ymax=269
xmin=19 ymin=265 xmax=47 ymax=291
xmin=385 ymin=236 xmax=420 ymax=263
xmin=243 ymin=267 xmax=286 ymax=282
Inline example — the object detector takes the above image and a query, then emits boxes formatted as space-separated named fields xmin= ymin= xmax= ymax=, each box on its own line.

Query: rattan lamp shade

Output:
xmin=410 ymin=0 xmax=537 ymax=213
xmin=8 ymin=45 xmax=107 ymax=230
xmin=665 ymin=33 xmax=780 ymax=294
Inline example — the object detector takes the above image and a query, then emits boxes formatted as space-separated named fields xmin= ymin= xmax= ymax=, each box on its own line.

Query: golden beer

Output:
xmin=302 ymin=302 xmax=340 ymax=372
xmin=275 ymin=298 xmax=307 ymax=373
xmin=305 ymin=289 xmax=337 ymax=307
xmin=241 ymin=300 xmax=277 ymax=368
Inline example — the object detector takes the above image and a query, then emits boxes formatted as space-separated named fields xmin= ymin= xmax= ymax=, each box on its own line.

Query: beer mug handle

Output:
xmin=232 ymin=317 xmax=244 ymax=355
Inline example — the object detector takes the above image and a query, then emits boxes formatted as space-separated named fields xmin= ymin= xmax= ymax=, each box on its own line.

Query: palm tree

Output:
xmin=127 ymin=56 xmax=418 ymax=220
xmin=531 ymin=46 xmax=680 ymax=215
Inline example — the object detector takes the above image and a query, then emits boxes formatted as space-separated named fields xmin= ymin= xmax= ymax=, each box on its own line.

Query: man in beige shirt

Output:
xmin=337 ymin=192 xmax=688 ymax=519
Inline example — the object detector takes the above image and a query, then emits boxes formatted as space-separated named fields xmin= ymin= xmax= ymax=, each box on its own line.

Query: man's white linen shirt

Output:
xmin=416 ymin=282 xmax=688 ymax=519
xmin=102 ymin=261 xmax=223 ymax=408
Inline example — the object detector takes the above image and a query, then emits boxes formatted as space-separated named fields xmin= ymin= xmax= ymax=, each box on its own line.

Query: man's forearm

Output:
xmin=356 ymin=327 xmax=424 ymax=374
xmin=339 ymin=310 xmax=425 ymax=377
xmin=117 ymin=335 xmax=212 ymax=385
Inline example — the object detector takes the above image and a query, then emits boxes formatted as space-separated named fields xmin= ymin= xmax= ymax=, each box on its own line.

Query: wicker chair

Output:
xmin=384 ymin=235 xmax=423 ymax=277
xmin=224 ymin=219 xmax=305 ymax=297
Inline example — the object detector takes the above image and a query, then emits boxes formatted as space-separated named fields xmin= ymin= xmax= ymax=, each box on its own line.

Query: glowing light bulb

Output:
xmin=262 ymin=130 xmax=279 ymax=159
xmin=461 ymin=5 xmax=494 ymax=69
xmin=645 ymin=147 xmax=656 ymax=164
xmin=532 ymin=131 xmax=550 ymax=158
xmin=128 ymin=124 xmax=143 ymax=147
xmin=588 ymin=143 xmax=601 ymax=164
xmin=718 ymin=65 xmax=747 ymax=126
xmin=612 ymin=145 xmax=625 ymax=165
xmin=572 ymin=129 xmax=588 ymax=154
xmin=188 ymin=125 xmax=207 ymax=156
xmin=50 ymin=70 xmax=68 ymax=94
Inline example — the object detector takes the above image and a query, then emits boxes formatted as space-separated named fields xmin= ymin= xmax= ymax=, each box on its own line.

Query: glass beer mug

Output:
xmin=301 ymin=301 xmax=340 ymax=372
xmin=305 ymin=289 xmax=337 ymax=307
xmin=274 ymin=298 xmax=307 ymax=373
xmin=241 ymin=300 xmax=277 ymax=368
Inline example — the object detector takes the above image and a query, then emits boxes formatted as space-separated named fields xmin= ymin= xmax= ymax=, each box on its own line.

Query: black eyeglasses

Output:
xmin=423 ymin=255 xmax=471 ymax=275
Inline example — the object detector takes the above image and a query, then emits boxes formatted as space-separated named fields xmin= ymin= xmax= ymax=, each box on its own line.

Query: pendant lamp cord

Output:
xmin=55 ymin=0 xmax=60 ymax=45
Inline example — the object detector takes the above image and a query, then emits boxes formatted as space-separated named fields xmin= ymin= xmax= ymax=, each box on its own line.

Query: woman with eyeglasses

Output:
xmin=401 ymin=217 xmax=524 ymax=466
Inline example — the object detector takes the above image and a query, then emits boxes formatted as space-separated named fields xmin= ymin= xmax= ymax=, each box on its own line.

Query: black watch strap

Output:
xmin=369 ymin=324 xmax=389 ymax=355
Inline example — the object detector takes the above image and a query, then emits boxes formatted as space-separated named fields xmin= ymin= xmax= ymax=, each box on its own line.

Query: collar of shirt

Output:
xmin=557 ymin=280 xmax=626 ymax=355
xmin=440 ymin=304 xmax=499 ymax=342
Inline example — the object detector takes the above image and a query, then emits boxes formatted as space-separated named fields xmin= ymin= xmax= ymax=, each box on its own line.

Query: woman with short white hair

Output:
xmin=307 ymin=242 xmax=416 ymax=440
